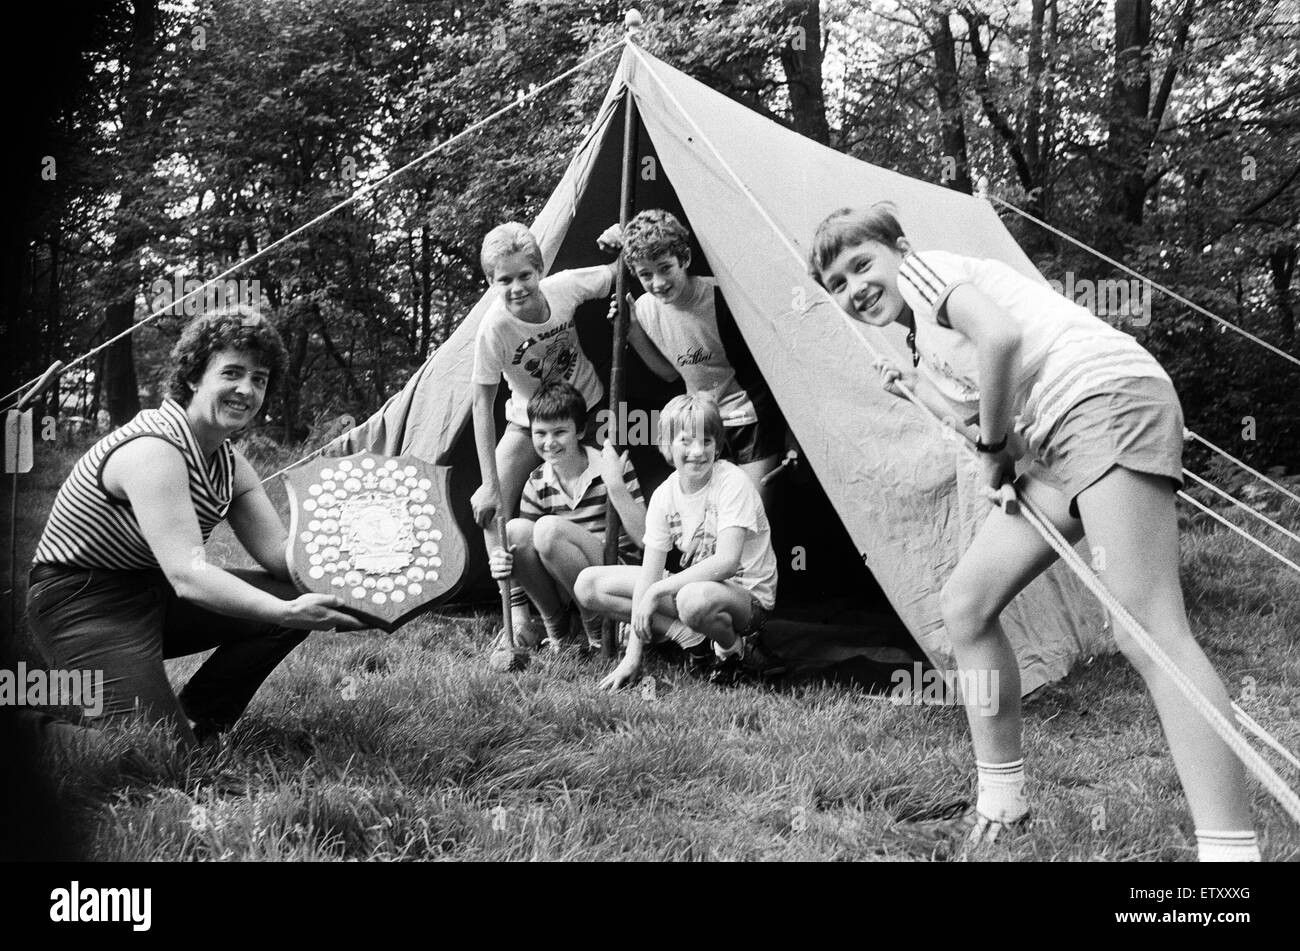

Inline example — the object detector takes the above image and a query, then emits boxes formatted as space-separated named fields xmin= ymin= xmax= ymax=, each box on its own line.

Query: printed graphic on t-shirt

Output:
xmin=917 ymin=343 xmax=979 ymax=401
xmin=511 ymin=322 xmax=579 ymax=383
xmin=667 ymin=503 xmax=717 ymax=568
xmin=676 ymin=345 xmax=712 ymax=368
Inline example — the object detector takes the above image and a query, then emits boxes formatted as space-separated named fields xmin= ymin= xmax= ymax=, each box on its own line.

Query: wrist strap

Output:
xmin=975 ymin=435 xmax=1008 ymax=454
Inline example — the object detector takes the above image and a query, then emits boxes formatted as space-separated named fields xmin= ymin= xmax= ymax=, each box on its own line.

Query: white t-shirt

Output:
xmin=896 ymin=250 xmax=1170 ymax=454
xmin=635 ymin=276 xmax=757 ymax=425
xmin=643 ymin=459 xmax=777 ymax=610
xmin=472 ymin=266 xmax=612 ymax=426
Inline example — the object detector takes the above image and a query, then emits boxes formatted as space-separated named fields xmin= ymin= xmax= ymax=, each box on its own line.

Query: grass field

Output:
xmin=4 ymin=438 xmax=1299 ymax=862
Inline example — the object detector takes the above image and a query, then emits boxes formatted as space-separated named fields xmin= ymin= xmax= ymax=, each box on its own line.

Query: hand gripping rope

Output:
xmin=625 ymin=40 xmax=1300 ymax=826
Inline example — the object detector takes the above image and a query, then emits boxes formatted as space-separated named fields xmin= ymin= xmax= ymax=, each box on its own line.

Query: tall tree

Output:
xmin=930 ymin=5 xmax=972 ymax=193
xmin=779 ymin=0 xmax=831 ymax=145
xmin=102 ymin=0 xmax=162 ymax=425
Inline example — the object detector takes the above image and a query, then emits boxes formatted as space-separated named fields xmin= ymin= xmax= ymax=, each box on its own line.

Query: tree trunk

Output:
xmin=44 ymin=235 xmax=62 ymax=419
xmin=281 ymin=316 xmax=309 ymax=444
xmin=778 ymin=0 xmax=830 ymax=145
xmin=102 ymin=0 xmax=160 ymax=424
xmin=1104 ymin=0 xmax=1153 ymax=238
xmin=419 ymin=224 xmax=432 ymax=361
xmin=930 ymin=10 xmax=972 ymax=194
xmin=1269 ymin=243 xmax=1297 ymax=343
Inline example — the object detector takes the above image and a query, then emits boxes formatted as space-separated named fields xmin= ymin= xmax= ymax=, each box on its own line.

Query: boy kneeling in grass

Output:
xmin=808 ymin=203 xmax=1258 ymax=861
xmin=488 ymin=381 xmax=646 ymax=659
xmin=575 ymin=393 xmax=779 ymax=690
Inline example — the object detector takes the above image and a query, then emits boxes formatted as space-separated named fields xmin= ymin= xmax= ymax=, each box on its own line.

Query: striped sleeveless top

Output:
xmin=33 ymin=399 xmax=236 ymax=569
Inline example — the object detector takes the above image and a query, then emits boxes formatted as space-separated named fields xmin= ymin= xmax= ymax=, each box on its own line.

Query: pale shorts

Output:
xmin=1024 ymin=375 xmax=1185 ymax=519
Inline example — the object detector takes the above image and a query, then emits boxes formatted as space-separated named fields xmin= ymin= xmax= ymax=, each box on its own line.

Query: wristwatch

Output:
xmin=975 ymin=434 xmax=1008 ymax=454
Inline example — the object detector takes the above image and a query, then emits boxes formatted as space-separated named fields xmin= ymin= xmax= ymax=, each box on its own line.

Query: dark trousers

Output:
xmin=27 ymin=564 xmax=307 ymax=746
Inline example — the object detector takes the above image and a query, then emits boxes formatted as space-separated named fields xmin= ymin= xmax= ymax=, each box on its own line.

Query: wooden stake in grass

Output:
xmin=489 ymin=514 xmax=528 ymax=672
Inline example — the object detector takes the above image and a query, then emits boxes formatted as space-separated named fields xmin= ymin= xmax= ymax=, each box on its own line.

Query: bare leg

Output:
xmin=577 ymin=565 xmax=687 ymax=690
xmin=739 ymin=453 xmax=781 ymax=510
xmin=674 ymin=580 xmax=754 ymax=650
xmin=533 ymin=516 xmax=606 ymax=605
xmin=482 ymin=427 xmax=540 ymax=627
xmin=1074 ymin=468 xmax=1252 ymax=831
xmin=502 ymin=517 xmax=562 ymax=618
xmin=940 ymin=476 xmax=1083 ymax=764
xmin=574 ymin=565 xmax=679 ymax=638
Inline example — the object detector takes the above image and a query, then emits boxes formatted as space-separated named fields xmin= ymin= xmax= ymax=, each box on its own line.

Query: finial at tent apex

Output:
xmin=975 ymin=175 xmax=990 ymax=201
xmin=625 ymin=9 xmax=643 ymax=36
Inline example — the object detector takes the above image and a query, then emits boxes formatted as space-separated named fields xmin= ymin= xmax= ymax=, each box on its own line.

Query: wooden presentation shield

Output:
xmin=284 ymin=453 xmax=467 ymax=632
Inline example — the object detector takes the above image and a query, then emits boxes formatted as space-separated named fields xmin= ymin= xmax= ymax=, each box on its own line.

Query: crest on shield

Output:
xmin=284 ymin=453 xmax=467 ymax=631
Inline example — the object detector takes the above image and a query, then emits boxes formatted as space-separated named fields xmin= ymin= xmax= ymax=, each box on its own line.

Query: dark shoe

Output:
xmin=708 ymin=638 xmax=750 ymax=686
xmin=684 ymin=642 xmax=715 ymax=677
xmin=708 ymin=653 xmax=745 ymax=686
xmin=708 ymin=634 xmax=784 ymax=686
xmin=189 ymin=717 xmax=227 ymax=745
xmin=740 ymin=633 xmax=786 ymax=680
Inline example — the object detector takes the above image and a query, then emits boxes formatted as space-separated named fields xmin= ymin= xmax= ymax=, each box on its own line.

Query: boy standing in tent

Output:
xmin=487 ymin=381 xmax=646 ymax=654
xmin=808 ymin=205 xmax=1259 ymax=861
xmin=616 ymin=210 xmax=786 ymax=502
xmin=470 ymin=222 xmax=622 ymax=655
xmin=575 ymin=393 xmax=779 ymax=689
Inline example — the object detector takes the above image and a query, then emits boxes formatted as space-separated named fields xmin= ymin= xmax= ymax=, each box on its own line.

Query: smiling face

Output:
xmin=529 ymin=415 xmax=581 ymax=467
xmin=630 ymin=252 xmax=692 ymax=306
xmin=669 ymin=424 xmax=718 ymax=488
xmin=492 ymin=251 xmax=544 ymax=321
xmin=188 ymin=347 xmax=269 ymax=433
xmin=818 ymin=238 xmax=912 ymax=328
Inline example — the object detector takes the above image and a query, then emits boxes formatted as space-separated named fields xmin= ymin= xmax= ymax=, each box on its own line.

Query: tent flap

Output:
xmin=335 ymin=44 xmax=1110 ymax=693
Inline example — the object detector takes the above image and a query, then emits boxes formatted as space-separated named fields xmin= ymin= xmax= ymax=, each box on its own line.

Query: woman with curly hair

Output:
xmin=28 ymin=305 xmax=362 ymax=747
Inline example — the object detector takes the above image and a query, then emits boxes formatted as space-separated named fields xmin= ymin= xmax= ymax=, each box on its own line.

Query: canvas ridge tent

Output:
xmin=329 ymin=42 xmax=1110 ymax=694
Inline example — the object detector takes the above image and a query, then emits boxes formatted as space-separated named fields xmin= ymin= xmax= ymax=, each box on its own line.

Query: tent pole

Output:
xmin=601 ymin=82 xmax=639 ymax=659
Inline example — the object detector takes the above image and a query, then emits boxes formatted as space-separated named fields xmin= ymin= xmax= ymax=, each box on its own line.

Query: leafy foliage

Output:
xmin=8 ymin=0 xmax=1298 ymax=467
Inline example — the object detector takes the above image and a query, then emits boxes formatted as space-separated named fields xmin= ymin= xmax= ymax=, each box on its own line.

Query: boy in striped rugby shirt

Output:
xmin=488 ymin=382 xmax=646 ymax=657
xmin=808 ymin=204 xmax=1258 ymax=861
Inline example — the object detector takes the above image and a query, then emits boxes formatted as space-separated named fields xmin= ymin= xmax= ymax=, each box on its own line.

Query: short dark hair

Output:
xmin=165 ymin=305 xmax=288 ymax=406
xmin=526 ymin=380 xmax=587 ymax=431
xmin=622 ymin=209 xmax=692 ymax=266
xmin=808 ymin=204 xmax=907 ymax=288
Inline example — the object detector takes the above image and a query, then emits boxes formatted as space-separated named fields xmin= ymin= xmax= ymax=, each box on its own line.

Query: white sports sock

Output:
xmin=713 ymin=635 xmax=744 ymax=661
xmin=509 ymin=585 xmax=531 ymax=628
xmin=1195 ymin=830 xmax=1260 ymax=862
xmin=975 ymin=759 xmax=1029 ymax=823
xmin=664 ymin=619 xmax=705 ymax=649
